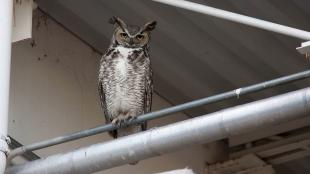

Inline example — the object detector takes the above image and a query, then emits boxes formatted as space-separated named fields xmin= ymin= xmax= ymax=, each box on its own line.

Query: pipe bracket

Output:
xmin=0 ymin=135 xmax=10 ymax=157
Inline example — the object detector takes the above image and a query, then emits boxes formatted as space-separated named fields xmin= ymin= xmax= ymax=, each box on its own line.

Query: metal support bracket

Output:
xmin=0 ymin=135 xmax=11 ymax=157
xmin=297 ymin=41 xmax=310 ymax=59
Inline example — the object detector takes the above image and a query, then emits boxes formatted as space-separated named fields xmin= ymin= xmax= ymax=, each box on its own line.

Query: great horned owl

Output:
xmin=98 ymin=17 xmax=156 ymax=138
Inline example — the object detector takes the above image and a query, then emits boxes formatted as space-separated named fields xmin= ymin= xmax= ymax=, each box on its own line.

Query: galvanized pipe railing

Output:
xmin=6 ymin=88 xmax=310 ymax=174
xmin=152 ymin=0 xmax=310 ymax=41
xmin=7 ymin=70 xmax=310 ymax=161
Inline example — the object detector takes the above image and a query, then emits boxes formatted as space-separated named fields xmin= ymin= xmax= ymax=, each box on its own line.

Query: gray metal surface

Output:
xmin=8 ymin=69 xmax=310 ymax=161
xmin=6 ymin=88 xmax=310 ymax=174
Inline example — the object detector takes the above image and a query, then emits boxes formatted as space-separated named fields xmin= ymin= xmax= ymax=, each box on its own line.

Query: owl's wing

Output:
xmin=98 ymin=80 xmax=111 ymax=123
xmin=98 ymin=53 xmax=112 ymax=124
xmin=144 ymin=68 xmax=153 ymax=114
xmin=141 ymin=68 xmax=152 ymax=131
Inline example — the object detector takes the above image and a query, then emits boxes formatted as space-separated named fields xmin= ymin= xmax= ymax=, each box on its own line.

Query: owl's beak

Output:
xmin=129 ymin=38 xmax=134 ymax=45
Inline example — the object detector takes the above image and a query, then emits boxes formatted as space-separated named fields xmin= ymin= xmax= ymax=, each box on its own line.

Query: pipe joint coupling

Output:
xmin=0 ymin=135 xmax=10 ymax=157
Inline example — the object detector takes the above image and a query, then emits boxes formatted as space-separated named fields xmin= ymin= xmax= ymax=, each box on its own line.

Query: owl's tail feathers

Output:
xmin=141 ymin=121 xmax=147 ymax=131
xmin=116 ymin=125 xmax=142 ymax=138
xmin=108 ymin=130 xmax=118 ymax=139
xmin=110 ymin=121 xmax=147 ymax=139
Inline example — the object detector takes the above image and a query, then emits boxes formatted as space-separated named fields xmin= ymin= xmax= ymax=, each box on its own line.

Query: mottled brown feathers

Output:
xmin=98 ymin=17 xmax=156 ymax=138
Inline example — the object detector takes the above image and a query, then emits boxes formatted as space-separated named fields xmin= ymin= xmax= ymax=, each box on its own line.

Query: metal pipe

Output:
xmin=156 ymin=169 xmax=195 ymax=174
xmin=8 ymin=69 xmax=310 ymax=160
xmin=152 ymin=0 xmax=310 ymax=41
xmin=0 ymin=0 xmax=13 ymax=173
xmin=6 ymin=88 xmax=310 ymax=174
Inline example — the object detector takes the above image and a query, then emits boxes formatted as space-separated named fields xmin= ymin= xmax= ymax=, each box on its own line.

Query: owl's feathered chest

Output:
xmin=99 ymin=46 xmax=151 ymax=118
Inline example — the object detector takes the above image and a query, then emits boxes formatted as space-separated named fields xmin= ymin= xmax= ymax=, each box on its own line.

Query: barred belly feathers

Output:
xmin=98 ymin=17 xmax=156 ymax=138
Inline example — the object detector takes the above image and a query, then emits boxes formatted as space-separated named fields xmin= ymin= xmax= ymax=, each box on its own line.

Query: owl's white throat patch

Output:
xmin=116 ymin=46 xmax=140 ymax=59
xmin=114 ymin=46 xmax=141 ymax=76
xmin=115 ymin=46 xmax=131 ymax=76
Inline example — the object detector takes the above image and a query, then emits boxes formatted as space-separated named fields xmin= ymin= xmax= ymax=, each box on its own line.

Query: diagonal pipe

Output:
xmin=6 ymin=88 xmax=310 ymax=174
xmin=152 ymin=0 xmax=310 ymax=40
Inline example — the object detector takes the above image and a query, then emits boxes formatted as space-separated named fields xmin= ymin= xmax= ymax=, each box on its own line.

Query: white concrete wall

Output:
xmin=8 ymin=11 xmax=207 ymax=174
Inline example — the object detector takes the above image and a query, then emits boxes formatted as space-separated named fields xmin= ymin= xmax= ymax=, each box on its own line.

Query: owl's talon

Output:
xmin=126 ymin=115 xmax=137 ymax=122
xmin=112 ymin=118 xmax=121 ymax=127
xmin=112 ymin=118 xmax=126 ymax=128
xmin=112 ymin=115 xmax=137 ymax=128
xmin=126 ymin=116 xmax=132 ymax=121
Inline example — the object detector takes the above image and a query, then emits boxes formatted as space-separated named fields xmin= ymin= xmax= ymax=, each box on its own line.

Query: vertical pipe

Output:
xmin=0 ymin=0 xmax=13 ymax=173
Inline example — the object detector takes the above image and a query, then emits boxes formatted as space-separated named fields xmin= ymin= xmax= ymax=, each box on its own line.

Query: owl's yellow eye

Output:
xmin=136 ymin=34 xmax=144 ymax=40
xmin=120 ymin=32 xmax=128 ymax=38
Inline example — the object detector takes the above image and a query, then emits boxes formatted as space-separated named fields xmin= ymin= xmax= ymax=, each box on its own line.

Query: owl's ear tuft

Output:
xmin=143 ymin=21 xmax=157 ymax=32
xmin=108 ymin=16 xmax=117 ymax=25
xmin=109 ymin=16 xmax=127 ymax=30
